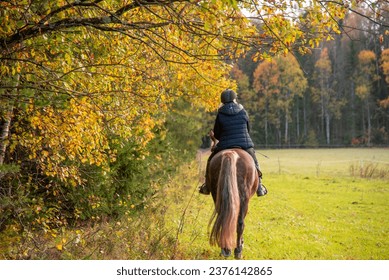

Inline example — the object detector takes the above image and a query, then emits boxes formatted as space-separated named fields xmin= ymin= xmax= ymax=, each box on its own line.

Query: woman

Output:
xmin=199 ymin=89 xmax=267 ymax=196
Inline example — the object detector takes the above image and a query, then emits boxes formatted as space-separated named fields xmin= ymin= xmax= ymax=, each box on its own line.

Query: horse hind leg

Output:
xmin=234 ymin=239 xmax=243 ymax=259
xmin=221 ymin=248 xmax=231 ymax=258
xmin=234 ymin=218 xmax=245 ymax=259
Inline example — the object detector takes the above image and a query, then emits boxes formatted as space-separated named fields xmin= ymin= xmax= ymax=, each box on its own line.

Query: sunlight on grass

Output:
xmin=260 ymin=148 xmax=389 ymax=178
xmin=166 ymin=148 xmax=389 ymax=260
xmin=3 ymin=148 xmax=387 ymax=260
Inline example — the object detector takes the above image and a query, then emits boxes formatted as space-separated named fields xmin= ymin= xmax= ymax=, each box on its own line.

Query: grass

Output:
xmin=262 ymin=148 xmax=389 ymax=178
xmin=165 ymin=148 xmax=389 ymax=259
xmin=2 ymin=148 xmax=387 ymax=260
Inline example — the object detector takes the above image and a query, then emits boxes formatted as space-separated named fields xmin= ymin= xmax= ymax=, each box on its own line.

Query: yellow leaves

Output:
xmin=88 ymin=194 xmax=102 ymax=210
xmin=166 ymin=59 xmax=235 ymax=111
xmin=16 ymin=98 xmax=110 ymax=184
xmin=358 ymin=50 xmax=376 ymax=64
xmin=56 ymin=243 xmax=63 ymax=251
xmin=63 ymin=52 xmax=73 ymax=70
xmin=308 ymin=38 xmax=321 ymax=49
xmin=356 ymin=84 xmax=369 ymax=99
xmin=56 ymin=238 xmax=67 ymax=251
xmin=381 ymin=48 xmax=389 ymax=84
xmin=379 ymin=97 xmax=389 ymax=109
xmin=41 ymin=150 xmax=49 ymax=158
xmin=2 ymin=1 xmax=291 ymax=192
xmin=253 ymin=0 xmax=349 ymax=56
xmin=355 ymin=50 xmax=379 ymax=103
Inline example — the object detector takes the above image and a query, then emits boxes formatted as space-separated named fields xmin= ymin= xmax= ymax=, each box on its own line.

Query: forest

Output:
xmin=0 ymin=0 xmax=388 ymax=259
xmin=231 ymin=14 xmax=389 ymax=147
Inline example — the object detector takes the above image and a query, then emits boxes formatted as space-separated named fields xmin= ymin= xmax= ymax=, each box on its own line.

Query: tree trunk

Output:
xmin=303 ymin=93 xmax=307 ymax=139
xmin=296 ymin=98 xmax=300 ymax=141
xmin=361 ymin=101 xmax=366 ymax=141
xmin=284 ymin=113 xmax=289 ymax=146
xmin=321 ymin=94 xmax=325 ymax=141
xmin=366 ymin=99 xmax=371 ymax=145
xmin=265 ymin=102 xmax=268 ymax=147
xmin=325 ymin=110 xmax=330 ymax=145
xmin=350 ymin=81 xmax=356 ymax=139
xmin=0 ymin=74 xmax=19 ymax=165
xmin=0 ymin=109 xmax=13 ymax=165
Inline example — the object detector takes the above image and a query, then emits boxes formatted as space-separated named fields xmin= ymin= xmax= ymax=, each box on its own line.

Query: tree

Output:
xmin=276 ymin=54 xmax=307 ymax=145
xmin=1 ymin=0 xmax=386 ymax=232
xmin=1 ymin=1 xmax=246 ymax=181
xmin=1 ymin=1 xmax=382 ymax=165
xmin=312 ymin=48 xmax=345 ymax=145
xmin=355 ymin=50 xmax=379 ymax=145
xmin=252 ymin=54 xmax=306 ymax=146
xmin=253 ymin=60 xmax=280 ymax=146
xmin=380 ymin=48 xmax=389 ymax=108
xmin=0 ymin=1 xmax=248 ymax=229
xmin=240 ymin=1 xmax=389 ymax=147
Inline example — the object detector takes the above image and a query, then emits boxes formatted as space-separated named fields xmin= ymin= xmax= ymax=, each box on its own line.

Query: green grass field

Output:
xmin=3 ymin=148 xmax=387 ymax=260
xmin=165 ymin=148 xmax=389 ymax=260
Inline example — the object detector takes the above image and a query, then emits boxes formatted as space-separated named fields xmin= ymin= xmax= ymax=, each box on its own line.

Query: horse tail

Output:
xmin=210 ymin=151 xmax=240 ymax=250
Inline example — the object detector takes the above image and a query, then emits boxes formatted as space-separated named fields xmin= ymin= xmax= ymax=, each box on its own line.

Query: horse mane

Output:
xmin=209 ymin=150 xmax=240 ymax=249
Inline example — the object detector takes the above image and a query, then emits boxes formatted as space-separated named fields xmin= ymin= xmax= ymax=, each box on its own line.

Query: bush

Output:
xmin=0 ymin=99 xmax=207 ymax=258
xmin=349 ymin=161 xmax=389 ymax=179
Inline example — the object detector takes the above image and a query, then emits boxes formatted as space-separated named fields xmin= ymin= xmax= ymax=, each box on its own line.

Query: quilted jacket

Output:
xmin=213 ymin=102 xmax=254 ymax=150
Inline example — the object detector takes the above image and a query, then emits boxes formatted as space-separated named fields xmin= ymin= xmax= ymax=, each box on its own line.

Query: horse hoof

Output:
xmin=221 ymin=248 xmax=231 ymax=257
xmin=234 ymin=248 xmax=242 ymax=259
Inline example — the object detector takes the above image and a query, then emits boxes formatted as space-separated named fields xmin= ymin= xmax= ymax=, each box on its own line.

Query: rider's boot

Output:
xmin=199 ymin=153 xmax=213 ymax=195
xmin=256 ymin=169 xmax=268 ymax=197
xmin=256 ymin=177 xmax=268 ymax=196
xmin=199 ymin=182 xmax=210 ymax=195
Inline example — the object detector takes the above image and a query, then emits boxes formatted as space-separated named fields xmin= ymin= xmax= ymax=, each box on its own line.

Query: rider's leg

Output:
xmin=199 ymin=148 xmax=219 ymax=195
xmin=245 ymin=148 xmax=267 ymax=196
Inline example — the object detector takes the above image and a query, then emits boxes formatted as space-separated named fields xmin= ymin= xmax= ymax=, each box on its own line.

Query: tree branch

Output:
xmin=0 ymin=0 xmax=187 ymax=52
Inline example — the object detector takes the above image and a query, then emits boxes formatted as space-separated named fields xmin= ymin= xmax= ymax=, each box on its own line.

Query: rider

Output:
xmin=199 ymin=89 xmax=267 ymax=196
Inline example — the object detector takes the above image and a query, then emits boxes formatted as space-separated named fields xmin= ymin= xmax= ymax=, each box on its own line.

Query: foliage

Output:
xmin=232 ymin=5 xmax=389 ymax=147
xmin=311 ymin=48 xmax=346 ymax=145
xmin=1 ymin=0 xmax=388 ymax=258
xmin=355 ymin=50 xmax=378 ymax=100
xmin=1 ymin=0 xmax=241 ymax=234
xmin=379 ymin=48 xmax=389 ymax=108
xmin=250 ymin=53 xmax=307 ymax=145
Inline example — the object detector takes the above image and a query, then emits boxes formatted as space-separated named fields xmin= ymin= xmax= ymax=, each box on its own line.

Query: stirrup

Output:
xmin=199 ymin=183 xmax=210 ymax=195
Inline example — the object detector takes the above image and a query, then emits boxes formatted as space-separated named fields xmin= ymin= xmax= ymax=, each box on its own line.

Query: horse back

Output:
xmin=207 ymin=149 xmax=258 ymax=200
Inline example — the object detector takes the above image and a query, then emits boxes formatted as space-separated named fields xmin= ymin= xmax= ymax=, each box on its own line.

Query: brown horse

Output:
xmin=207 ymin=148 xmax=258 ymax=259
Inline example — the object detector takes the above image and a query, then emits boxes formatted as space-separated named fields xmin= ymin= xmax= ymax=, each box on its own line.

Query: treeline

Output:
xmin=232 ymin=12 xmax=389 ymax=147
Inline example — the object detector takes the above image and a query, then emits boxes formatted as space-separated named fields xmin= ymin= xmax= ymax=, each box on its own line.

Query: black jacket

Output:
xmin=213 ymin=102 xmax=254 ymax=150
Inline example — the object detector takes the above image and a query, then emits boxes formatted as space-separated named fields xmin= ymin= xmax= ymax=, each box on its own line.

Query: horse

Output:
xmin=206 ymin=148 xmax=258 ymax=259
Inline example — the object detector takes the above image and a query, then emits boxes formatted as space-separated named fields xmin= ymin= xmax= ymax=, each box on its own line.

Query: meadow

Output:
xmin=3 ymin=148 xmax=387 ymax=260
xmin=165 ymin=148 xmax=389 ymax=259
